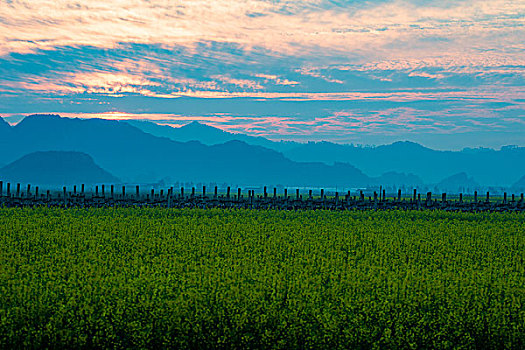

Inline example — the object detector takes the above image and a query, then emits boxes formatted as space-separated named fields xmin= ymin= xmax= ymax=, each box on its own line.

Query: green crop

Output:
xmin=0 ymin=208 xmax=523 ymax=349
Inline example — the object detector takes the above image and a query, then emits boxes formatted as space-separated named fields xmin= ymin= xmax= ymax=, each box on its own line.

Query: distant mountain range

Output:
xmin=0 ymin=117 xmax=12 ymax=155
xmin=282 ymin=141 xmax=525 ymax=186
xmin=513 ymin=175 xmax=525 ymax=191
xmin=0 ymin=115 xmax=369 ymax=187
xmin=0 ymin=117 xmax=10 ymax=131
xmin=128 ymin=120 xmax=525 ymax=186
xmin=436 ymin=172 xmax=480 ymax=193
xmin=0 ymin=114 xmax=523 ymax=191
xmin=0 ymin=151 xmax=118 ymax=186
xmin=126 ymin=120 xmax=296 ymax=151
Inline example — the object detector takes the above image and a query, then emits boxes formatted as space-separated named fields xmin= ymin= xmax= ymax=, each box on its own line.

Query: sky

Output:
xmin=0 ymin=0 xmax=523 ymax=150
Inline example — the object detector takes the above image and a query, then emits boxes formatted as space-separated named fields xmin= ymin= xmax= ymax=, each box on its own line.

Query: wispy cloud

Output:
xmin=1 ymin=0 xmax=523 ymax=65
xmin=210 ymin=75 xmax=264 ymax=90
xmin=254 ymin=74 xmax=299 ymax=86
xmin=296 ymin=67 xmax=344 ymax=84
xmin=0 ymin=0 xmax=524 ymax=148
xmin=2 ymin=64 xmax=523 ymax=103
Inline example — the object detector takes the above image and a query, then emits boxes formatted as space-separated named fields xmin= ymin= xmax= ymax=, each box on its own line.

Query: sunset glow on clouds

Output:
xmin=0 ymin=0 xmax=523 ymax=149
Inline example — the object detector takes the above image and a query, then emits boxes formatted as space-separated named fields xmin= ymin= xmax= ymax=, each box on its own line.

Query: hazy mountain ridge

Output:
xmin=0 ymin=151 xmax=119 ymax=185
xmin=435 ymin=172 xmax=480 ymax=193
xmin=127 ymin=119 xmax=524 ymax=186
xmin=0 ymin=115 xmax=369 ymax=186
xmin=0 ymin=116 xmax=13 ymax=151
xmin=513 ymin=175 xmax=525 ymax=191
xmin=126 ymin=120 xmax=297 ymax=152
xmin=1 ymin=115 xmax=522 ymax=190
xmin=282 ymin=141 xmax=525 ymax=186
xmin=0 ymin=116 xmax=11 ymax=130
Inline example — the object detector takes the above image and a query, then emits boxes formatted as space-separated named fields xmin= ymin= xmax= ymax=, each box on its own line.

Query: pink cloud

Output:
xmin=296 ymin=68 xmax=344 ymax=84
xmin=167 ymin=87 xmax=524 ymax=103
xmin=3 ymin=66 xmax=523 ymax=105
xmin=0 ymin=0 xmax=522 ymax=69
xmin=210 ymin=75 xmax=263 ymax=90
xmin=1 ymin=70 xmax=169 ymax=97
xmin=254 ymin=73 xmax=300 ymax=86
xmin=407 ymin=71 xmax=446 ymax=80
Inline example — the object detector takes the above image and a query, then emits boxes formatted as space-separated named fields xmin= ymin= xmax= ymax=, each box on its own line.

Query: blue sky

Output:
xmin=0 ymin=0 xmax=523 ymax=149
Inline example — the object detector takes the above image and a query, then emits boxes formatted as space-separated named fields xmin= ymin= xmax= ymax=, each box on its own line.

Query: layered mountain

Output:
xmin=0 ymin=117 xmax=12 ymax=150
xmin=126 ymin=120 xmax=297 ymax=151
xmin=126 ymin=120 xmax=525 ymax=186
xmin=0 ymin=115 xmax=369 ymax=186
xmin=282 ymin=141 xmax=525 ymax=186
xmin=2 ymin=115 xmax=522 ymax=189
xmin=0 ymin=116 xmax=10 ymax=131
xmin=513 ymin=175 xmax=525 ymax=191
xmin=435 ymin=172 xmax=480 ymax=193
xmin=0 ymin=151 xmax=119 ymax=185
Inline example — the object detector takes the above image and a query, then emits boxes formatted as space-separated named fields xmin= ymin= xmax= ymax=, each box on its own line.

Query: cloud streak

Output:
xmin=1 ymin=0 xmax=523 ymax=65
xmin=0 ymin=0 xmax=523 ymax=149
xmin=4 ymin=68 xmax=522 ymax=102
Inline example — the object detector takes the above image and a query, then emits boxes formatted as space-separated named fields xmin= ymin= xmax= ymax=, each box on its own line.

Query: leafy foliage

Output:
xmin=0 ymin=208 xmax=523 ymax=349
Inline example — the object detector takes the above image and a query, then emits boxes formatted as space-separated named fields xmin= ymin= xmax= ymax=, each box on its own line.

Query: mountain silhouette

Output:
xmin=512 ymin=175 xmax=525 ymax=192
xmin=0 ymin=117 xmax=13 ymax=167
xmin=127 ymin=120 xmax=524 ymax=186
xmin=0 ymin=116 xmax=10 ymax=131
xmin=3 ymin=114 xmax=522 ymax=190
xmin=0 ymin=116 xmax=12 ymax=138
xmin=281 ymin=141 xmax=524 ymax=186
xmin=126 ymin=120 xmax=297 ymax=151
xmin=435 ymin=172 xmax=480 ymax=193
xmin=0 ymin=151 xmax=119 ymax=186
xmin=0 ymin=114 xmax=370 ymax=187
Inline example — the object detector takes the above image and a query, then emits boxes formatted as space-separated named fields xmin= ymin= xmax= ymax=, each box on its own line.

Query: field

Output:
xmin=0 ymin=207 xmax=524 ymax=349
